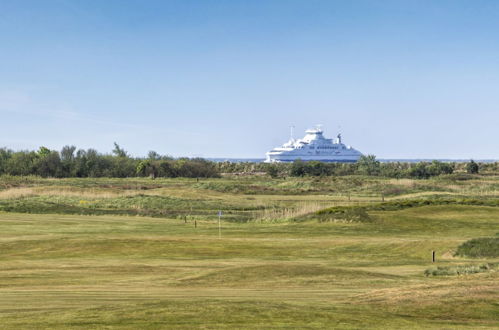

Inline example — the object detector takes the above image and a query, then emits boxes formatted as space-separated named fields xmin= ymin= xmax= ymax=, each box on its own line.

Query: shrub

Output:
xmin=357 ymin=155 xmax=380 ymax=176
xmin=454 ymin=237 xmax=499 ymax=258
xmin=313 ymin=206 xmax=374 ymax=223
xmin=424 ymin=263 xmax=497 ymax=276
xmin=265 ymin=164 xmax=280 ymax=178
xmin=466 ymin=160 xmax=479 ymax=174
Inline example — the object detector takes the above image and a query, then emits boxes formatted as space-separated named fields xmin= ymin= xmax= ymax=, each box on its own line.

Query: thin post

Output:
xmin=194 ymin=220 xmax=197 ymax=228
xmin=381 ymin=193 xmax=384 ymax=202
xmin=218 ymin=211 xmax=222 ymax=239
xmin=432 ymin=250 xmax=435 ymax=263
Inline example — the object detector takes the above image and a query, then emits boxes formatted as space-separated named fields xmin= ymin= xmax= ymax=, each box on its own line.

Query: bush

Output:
xmin=265 ymin=164 xmax=280 ymax=178
xmin=424 ymin=263 xmax=497 ymax=276
xmin=454 ymin=237 xmax=499 ymax=258
xmin=357 ymin=155 xmax=380 ymax=176
xmin=407 ymin=161 xmax=454 ymax=179
xmin=466 ymin=160 xmax=479 ymax=174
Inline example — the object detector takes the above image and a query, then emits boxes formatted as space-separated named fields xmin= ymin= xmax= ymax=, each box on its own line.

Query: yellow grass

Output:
xmin=0 ymin=186 xmax=135 ymax=199
xmin=256 ymin=201 xmax=338 ymax=222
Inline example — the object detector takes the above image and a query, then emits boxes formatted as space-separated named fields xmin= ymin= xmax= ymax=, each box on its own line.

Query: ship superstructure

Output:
xmin=265 ymin=126 xmax=362 ymax=163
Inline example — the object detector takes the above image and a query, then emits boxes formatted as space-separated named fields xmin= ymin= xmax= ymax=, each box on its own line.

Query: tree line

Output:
xmin=0 ymin=144 xmax=219 ymax=178
xmin=0 ymin=145 xmax=494 ymax=179
xmin=289 ymin=156 xmax=456 ymax=179
xmin=220 ymin=156 xmax=494 ymax=179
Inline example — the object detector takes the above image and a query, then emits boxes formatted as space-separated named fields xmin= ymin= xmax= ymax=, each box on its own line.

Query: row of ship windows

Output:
xmin=298 ymin=146 xmax=345 ymax=150
xmin=316 ymin=146 xmax=341 ymax=149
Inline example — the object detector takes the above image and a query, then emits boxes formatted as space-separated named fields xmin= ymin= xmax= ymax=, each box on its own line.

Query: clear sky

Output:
xmin=1 ymin=0 xmax=498 ymax=159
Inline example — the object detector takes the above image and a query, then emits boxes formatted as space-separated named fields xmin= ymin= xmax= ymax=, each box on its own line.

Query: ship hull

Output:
xmin=265 ymin=153 xmax=361 ymax=163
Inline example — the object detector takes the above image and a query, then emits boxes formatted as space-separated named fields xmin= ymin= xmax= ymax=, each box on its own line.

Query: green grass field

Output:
xmin=0 ymin=175 xmax=498 ymax=328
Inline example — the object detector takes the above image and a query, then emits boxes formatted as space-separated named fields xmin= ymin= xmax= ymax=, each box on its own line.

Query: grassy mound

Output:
xmin=317 ymin=198 xmax=499 ymax=216
xmin=179 ymin=263 xmax=400 ymax=288
xmin=294 ymin=198 xmax=499 ymax=223
xmin=313 ymin=207 xmax=374 ymax=223
xmin=454 ymin=237 xmax=499 ymax=258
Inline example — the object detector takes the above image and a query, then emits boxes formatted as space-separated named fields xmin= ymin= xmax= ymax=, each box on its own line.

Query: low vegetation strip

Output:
xmin=0 ymin=195 xmax=264 ymax=221
xmin=424 ymin=263 xmax=498 ymax=276
xmin=315 ymin=208 xmax=374 ymax=223
xmin=317 ymin=198 xmax=499 ymax=215
xmin=294 ymin=198 xmax=499 ymax=223
xmin=316 ymin=199 xmax=499 ymax=215
xmin=454 ymin=237 xmax=499 ymax=258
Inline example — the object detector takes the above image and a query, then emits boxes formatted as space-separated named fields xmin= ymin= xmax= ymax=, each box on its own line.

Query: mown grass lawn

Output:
xmin=0 ymin=200 xmax=498 ymax=328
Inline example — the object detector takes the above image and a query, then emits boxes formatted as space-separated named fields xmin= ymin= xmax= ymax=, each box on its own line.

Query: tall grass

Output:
xmin=455 ymin=237 xmax=499 ymax=258
xmin=256 ymin=202 xmax=336 ymax=222
xmin=0 ymin=186 xmax=135 ymax=199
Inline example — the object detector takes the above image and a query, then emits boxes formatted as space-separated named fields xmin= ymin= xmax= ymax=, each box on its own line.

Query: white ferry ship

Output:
xmin=265 ymin=126 xmax=363 ymax=163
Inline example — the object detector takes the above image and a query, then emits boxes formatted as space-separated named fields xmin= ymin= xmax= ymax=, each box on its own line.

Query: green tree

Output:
xmin=408 ymin=162 xmax=430 ymax=179
xmin=136 ymin=160 xmax=158 ymax=178
xmin=60 ymin=145 xmax=76 ymax=162
xmin=35 ymin=151 xmax=62 ymax=177
xmin=432 ymin=161 xmax=453 ymax=176
xmin=466 ymin=160 xmax=479 ymax=174
xmin=158 ymin=160 xmax=177 ymax=177
xmin=290 ymin=160 xmax=306 ymax=176
xmin=112 ymin=142 xmax=128 ymax=158
xmin=147 ymin=151 xmax=161 ymax=160
xmin=37 ymin=146 xmax=51 ymax=158
xmin=266 ymin=164 xmax=279 ymax=178
xmin=108 ymin=156 xmax=136 ymax=177
xmin=60 ymin=145 xmax=77 ymax=176
xmin=0 ymin=148 xmax=12 ymax=174
xmin=357 ymin=155 xmax=380 ymax=176
xmin=5 ymin=151 xmax=38 ymax=176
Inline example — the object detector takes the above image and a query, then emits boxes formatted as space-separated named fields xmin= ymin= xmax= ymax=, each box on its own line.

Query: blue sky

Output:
xmin=1 ymin=0 xmax=498 ymax=159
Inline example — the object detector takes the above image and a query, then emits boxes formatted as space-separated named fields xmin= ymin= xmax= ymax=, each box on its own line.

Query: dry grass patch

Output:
xmin=0 ymin=186 xmax=137 ymax=199
xmin=357 ymin=272 xmax=499 ymax=305
xmin=256 ymin=201 xmax=338 ymax=222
